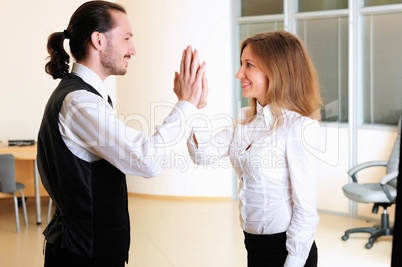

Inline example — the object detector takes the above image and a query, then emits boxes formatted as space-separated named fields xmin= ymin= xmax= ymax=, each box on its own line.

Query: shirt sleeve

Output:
xmin=284 ymin=117 xmax=320 ymax=267
xmin=187 ymin=106 xmax=235 ymax=165
xmin=59 ymin=90 xmax=198 ymax=178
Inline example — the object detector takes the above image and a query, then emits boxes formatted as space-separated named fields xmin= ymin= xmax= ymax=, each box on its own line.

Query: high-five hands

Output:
xmin=174 ymin=45 xmax=208 ymax=109
xmin=198 ymin=66 xmax=209 ymax=109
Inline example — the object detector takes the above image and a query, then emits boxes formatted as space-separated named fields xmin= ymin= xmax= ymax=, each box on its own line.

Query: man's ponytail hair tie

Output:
xmin=63 ymin=30 xmax=71 ymax=39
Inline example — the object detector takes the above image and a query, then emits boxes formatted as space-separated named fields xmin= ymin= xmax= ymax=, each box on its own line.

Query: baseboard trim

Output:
xmin=317 ymin=208 xmax=395 ymax=224
xmin=128 ymin=193 xmax=232 ymax=202
xmin=317 ymin=209 xmax=349 ymax=218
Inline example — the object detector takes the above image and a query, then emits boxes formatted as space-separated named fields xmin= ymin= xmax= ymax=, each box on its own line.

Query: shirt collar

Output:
xmin=256 ymin=101 xmax=290 ymax=125
xmin=256 ymin=101 xmax=273 ymax=125
xmin=71 ymin=63 xmax=108 ymax=101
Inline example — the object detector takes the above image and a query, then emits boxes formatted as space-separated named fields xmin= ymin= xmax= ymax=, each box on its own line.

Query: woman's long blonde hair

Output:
xmin=240 ymin=31 xmax=322 ymax=128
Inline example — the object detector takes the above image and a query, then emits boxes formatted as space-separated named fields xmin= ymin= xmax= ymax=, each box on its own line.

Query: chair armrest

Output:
xmin=348 ymin=161 xmax=388 ymax=183
xmin=379 ymin=171 xmax=398 ymax=201
xmin=379 ymin=171 xmax=398 ymax=185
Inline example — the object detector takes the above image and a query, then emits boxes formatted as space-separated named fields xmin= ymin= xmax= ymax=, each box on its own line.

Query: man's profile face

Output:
xmin=100 ymin=10 xmax=135 ymax=76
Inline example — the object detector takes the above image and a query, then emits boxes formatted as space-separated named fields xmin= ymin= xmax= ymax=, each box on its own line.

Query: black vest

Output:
xmin=37 ymin=74 xmax=130 ymax=261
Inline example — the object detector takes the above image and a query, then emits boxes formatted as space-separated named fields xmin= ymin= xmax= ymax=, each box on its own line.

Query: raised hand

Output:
xmin=173 ymin=45 xmax=206 ymax=107
xmin=197 ymin=72 xmax=209 ymax=109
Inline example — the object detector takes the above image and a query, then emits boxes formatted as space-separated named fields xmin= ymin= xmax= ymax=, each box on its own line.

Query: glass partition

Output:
xmin=362 ymin=12 xmax=402 ymax=124
xmin=298 ymin=0 xmax=348 ymax=12
xmin=297 ymin=16 xmax=349 ymax=122
xmin=241 ymin=0 xmax=283 ymax=16
xmin=363 ymin=0 xmax=402 ymax=7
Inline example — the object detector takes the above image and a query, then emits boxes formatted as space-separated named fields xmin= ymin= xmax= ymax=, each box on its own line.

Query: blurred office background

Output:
xmin=0 ymin=0 xmax=401 ymax=266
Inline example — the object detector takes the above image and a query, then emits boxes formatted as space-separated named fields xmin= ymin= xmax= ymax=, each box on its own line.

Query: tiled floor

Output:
xmin=0 ymin=196 xmax=393 ymax=266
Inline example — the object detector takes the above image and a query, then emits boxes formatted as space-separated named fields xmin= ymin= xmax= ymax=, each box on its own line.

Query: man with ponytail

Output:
xmin=37 ymin=1 xmax=206 ymax=266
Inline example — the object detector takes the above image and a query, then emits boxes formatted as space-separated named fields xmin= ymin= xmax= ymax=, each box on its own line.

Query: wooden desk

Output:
xmin=0 ymin=144 xmax=44 ymax=224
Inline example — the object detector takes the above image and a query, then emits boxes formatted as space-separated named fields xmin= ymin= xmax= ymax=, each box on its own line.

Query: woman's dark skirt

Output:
xmin=244 ymin=231 xmax=317 ymax=267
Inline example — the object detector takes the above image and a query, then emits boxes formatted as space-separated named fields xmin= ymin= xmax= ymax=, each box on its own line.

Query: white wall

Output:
xmin=0 ymin=0 xmax=100 ymax=140
xmin=316 ymin=124 xmax=350 ymax=214
xmin=117 ymin=0 xmax=235 ymax=197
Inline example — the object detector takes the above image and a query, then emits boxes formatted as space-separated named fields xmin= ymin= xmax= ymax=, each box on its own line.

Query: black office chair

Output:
xmin=341 ymin=117 xmax=400 ymax=249
xmin=0 ymin=154 xmax=28 ymax=232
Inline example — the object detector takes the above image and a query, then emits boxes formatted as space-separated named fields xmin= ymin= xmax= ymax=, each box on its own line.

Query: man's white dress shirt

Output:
xmin=59 ymin=63 xmax=197 ymax=177
xmin=187 ymin=102 xmax=320 ymax=267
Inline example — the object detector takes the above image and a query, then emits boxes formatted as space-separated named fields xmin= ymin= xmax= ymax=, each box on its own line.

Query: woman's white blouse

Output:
xmin=187 ymin=102 xmax=320 ymax=267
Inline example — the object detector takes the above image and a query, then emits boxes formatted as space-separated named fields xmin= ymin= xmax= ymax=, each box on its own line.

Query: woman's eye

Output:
xmin=247 ymin=63 xmax=253 ymax=67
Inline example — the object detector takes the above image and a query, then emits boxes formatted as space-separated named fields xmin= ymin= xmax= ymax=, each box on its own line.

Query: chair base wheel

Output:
xmin=365 ymin=243 xmax=373 ymax=249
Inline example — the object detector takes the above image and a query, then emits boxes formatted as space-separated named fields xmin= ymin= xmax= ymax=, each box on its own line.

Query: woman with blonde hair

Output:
xmin=183 ymin=30 xmax=322 ymax=266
